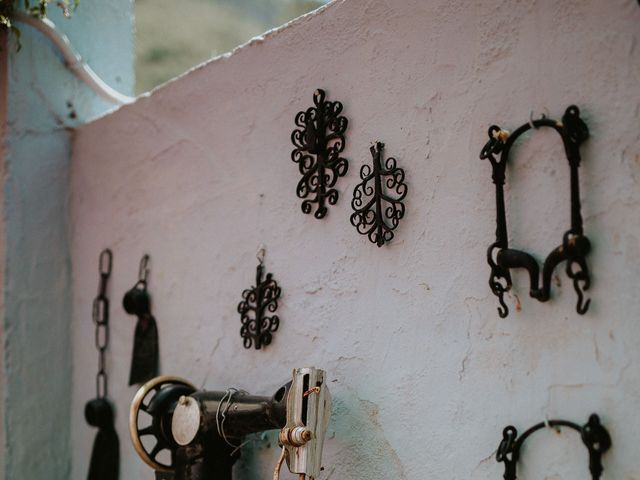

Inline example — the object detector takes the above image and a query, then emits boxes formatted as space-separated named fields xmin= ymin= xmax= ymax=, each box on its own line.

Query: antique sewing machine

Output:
xmin=129 ymin=367 xmax=331 ymax=480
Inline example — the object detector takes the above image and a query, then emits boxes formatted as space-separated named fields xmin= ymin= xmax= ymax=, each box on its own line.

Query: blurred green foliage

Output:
xmin=1 ymin=0 xmax=79 ymax=50
xmin=135 ymin=0 xmax=324 ymax=94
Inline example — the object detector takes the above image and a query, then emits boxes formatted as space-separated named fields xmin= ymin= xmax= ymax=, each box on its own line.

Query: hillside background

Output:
xmin=135 ymin=0 xmax=324 ymax=93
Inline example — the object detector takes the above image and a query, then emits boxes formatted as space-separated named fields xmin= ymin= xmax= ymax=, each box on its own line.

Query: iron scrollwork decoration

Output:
xmin=291 ymin=88 xmax=349 ymax=219
xmin=350 ymin=142 xmax=408 ymax=247
xmin=497 ymin=414 xmax=611 ymax=480
xmin=238 ymin=248 xmax=281 ymax=349
xmin=480 ymin=105 xmax=591 ymax=318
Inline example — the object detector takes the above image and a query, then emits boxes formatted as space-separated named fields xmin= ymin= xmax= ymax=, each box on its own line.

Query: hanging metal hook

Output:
xmin=497 ymin=415 xmax=610 ymax=480
xmin=481 ymin=105 xmax=592 ymax=317
xmin=138 ymin=254 xmax=150 ymax=283
xmin=529 ymin=107 xmax=549 ymax=129
xmin=544 ymin=415 xmax=561 ymax=433
xmin=574 ymin=278 xmax=591 ymax=315
xmin=256 ymin=244 xmax=266 ymax=266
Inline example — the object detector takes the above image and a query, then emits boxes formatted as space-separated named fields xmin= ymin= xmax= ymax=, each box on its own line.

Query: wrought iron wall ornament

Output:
xmin=85 ymin=248 xmax=120 ymax=480
xmin=497 ymin=414 xmax=611 ymax=480
xmin=291 ymin=88 xmax=349 ymax=219
xmin=480 ymin=105 xmax=591 ymax=318
xmin=123 ymin=254 xmax=159 ymax=385
xmin=350 ymin=142 xmax=407 ymax=247
xmin=238 ymin=247 xmax=281 ymax=349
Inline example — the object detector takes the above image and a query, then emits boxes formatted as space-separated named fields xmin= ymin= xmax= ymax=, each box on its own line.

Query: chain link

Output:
xmin=93 ymin=249 xmax=112 ymax=398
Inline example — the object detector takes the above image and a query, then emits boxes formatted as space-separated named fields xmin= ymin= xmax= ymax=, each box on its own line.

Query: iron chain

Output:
xmin=93 ymin=249 xmax=112 ymax=398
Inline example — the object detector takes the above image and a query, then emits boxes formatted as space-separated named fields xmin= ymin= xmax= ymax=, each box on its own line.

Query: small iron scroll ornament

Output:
xmin=480 ymin=105 xmax=591 ymax=318
xmin=291 ymin=88 xmax=349 ymax=219
xmin=238 ymin=247 xmax=281 ymax=349
xmin=123 ymin=254 xmax=159 ymax=385
xmin=351 ymin=142 xmax=407 ymax=247
xmin=497 ymin=414 xmax=611 ymax=480
xmin=85 ymin=249 xmax=120 ymax=480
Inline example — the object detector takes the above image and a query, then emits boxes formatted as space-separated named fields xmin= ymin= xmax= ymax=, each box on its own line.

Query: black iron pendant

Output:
xmin=86 ymin=249 xmax=119 ymax=480
xmin=497 ymin=414 xmax=611 ymax=480
xmin=480 ymin=105 xmax=591 ymax=318
xmin=128 ymin=313 xmax=159 ymax=385
xmin=85 ymin=398 xmax=120 ymax=480
xmin=238 ymin=249 xmax=281 ymax=349
xmin=123 ymin=254 xmax=159 ymax=385
xmin=350 ymin=142 xmax=407 ymax=247
xmin=291 ymin=88 xmax=349 ymax=219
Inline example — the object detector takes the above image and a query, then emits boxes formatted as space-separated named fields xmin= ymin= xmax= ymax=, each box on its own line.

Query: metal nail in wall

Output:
xmin=238 ymin=246 xmax=281 ymax=349
xmin=350 ymin=142 xmax=407 ymax=247
xmin=497 ymin=414 xmax=611 ymax=480
xmin=480 ymin=105 xmax=591 ymax=318
xmin=291 ymin=88 xmax=349 ymax=219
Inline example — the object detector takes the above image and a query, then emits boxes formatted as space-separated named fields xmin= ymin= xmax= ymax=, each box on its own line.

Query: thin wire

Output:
xmin=273 ymin=446 xmax=286 ymax=480
xmin=229 ymin=438 xmax=251 ymax=457
xmin=215 ymin=387 xmax=252 ymax=455
xmin=215 ymin=388 xmax=237 ymax=447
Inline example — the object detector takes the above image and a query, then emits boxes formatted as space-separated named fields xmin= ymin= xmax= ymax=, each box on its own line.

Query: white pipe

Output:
xmin=13 ymin=12 xmax=135 ymax=106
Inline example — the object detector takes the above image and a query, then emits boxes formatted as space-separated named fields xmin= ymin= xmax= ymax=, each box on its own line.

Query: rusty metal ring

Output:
xmin=129 ymin=375 xmax=196 ymax=472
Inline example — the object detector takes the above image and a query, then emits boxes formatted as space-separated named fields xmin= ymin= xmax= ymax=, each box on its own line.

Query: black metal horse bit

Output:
xmin=480 ymin=105 xmax=591 ymax=318
xmin=497 ymin=414 xmax=611 ymax=480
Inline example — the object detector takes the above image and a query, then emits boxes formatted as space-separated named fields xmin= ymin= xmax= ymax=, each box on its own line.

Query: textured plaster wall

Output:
xmin=70 ymin=1 xmax=640 ymax=479
xmin=3 ymin=1 xmax=133 ymax=478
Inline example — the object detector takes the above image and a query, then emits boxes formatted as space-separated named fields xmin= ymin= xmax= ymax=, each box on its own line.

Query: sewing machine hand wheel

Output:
xmin=129 ymin=375 xmax=196 ymax=472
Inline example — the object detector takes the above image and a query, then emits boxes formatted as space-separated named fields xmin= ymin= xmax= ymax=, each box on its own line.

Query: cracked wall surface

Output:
xmin=70 ymin=0 xmax=640 ymax=478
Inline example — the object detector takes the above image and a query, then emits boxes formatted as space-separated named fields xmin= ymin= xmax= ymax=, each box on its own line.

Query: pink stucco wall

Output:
xmin=70 ymin=1 xmax=640 ymax=479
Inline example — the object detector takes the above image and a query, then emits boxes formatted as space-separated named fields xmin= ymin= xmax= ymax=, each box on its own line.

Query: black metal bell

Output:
xmin=85 ymin=397 xmax=119 ymax=480
xmin=122 ymin=282 xmax=150 ymax=316
xmin=124 ymin=254 xmax=159 ymax=386
xmin=85 ymin=397 xmax=114 ymax=429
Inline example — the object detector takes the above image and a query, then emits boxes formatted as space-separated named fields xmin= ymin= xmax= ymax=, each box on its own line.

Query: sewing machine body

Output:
xmin=129 ymin=367 xmax=330 ymax=480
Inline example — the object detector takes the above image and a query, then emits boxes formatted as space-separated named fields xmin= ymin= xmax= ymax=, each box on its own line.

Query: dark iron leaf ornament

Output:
xmin=480 ymin=105 xmax=591 ymax=318
xmin=350 ymin=142 xmax=407 ymax=247
xmin=497 ymin=414 xmax=611 ymax=480
xmin=291 ymin=89 xmax=349 ymax=219
xmin=238 ymin=251 xmax=281 ymax=350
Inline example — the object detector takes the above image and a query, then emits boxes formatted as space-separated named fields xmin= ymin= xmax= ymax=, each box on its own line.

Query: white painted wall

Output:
xmin=70 ymin=1 xmax=640 ymax=478
xmin=2 ymin=2 xmax=133 ymax=478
